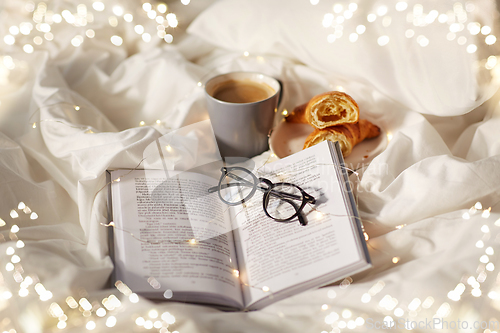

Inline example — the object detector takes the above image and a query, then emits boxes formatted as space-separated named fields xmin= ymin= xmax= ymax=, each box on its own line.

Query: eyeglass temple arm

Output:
xmin=207 ymin=182 xmax=265 ymax=194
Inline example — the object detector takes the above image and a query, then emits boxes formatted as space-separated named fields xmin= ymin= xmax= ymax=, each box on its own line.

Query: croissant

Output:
xmin=286 ymin=91 xmax=359 ymax=129
xmin=303 ymin=119 xmax=381 ymax=157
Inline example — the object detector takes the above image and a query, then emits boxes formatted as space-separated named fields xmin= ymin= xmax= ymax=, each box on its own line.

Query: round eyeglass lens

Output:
xmin=219 ymin=168 xmax=257 ymax=204
xmin=265 ymin=184 xmax=303 ymax=221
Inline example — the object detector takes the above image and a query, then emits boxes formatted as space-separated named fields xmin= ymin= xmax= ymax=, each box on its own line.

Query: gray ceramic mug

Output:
xmin=204 ymin=72 xmax=281 ymax=158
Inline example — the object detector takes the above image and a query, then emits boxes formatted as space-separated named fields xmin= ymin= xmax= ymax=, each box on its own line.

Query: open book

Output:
xmin=107 ymin=141 xmax=371 ymax=310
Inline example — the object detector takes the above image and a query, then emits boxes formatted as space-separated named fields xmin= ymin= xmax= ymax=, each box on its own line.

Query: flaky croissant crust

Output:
xmin=286 ymin=91 xmax=359 ymax=129
xmin=303 ymin=119 xmax=381 ymax=157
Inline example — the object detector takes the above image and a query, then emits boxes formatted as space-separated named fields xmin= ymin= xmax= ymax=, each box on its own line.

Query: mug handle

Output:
xmin=276 ymin=78 xmax=284 ymax=108
xmin=268 ymin=78 xmax=285 ymax=138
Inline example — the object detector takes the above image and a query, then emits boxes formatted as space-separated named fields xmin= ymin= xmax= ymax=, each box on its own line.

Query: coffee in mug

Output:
xmin=211 ymin=80 xmax=275 ymax=104
xmin=205 ymin=72 xmax=282 ymax=158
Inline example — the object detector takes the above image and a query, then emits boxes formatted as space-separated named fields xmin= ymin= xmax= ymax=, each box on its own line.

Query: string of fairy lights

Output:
xmin=1 ymin=0 xmax=180 ymax=53
xmin=5 ymin=66 xmax=500 ymax=332
xmin=2 ymin=143 xmax=499 ymax=332
xmin=1 ymin=0 xmax=500 ymax=332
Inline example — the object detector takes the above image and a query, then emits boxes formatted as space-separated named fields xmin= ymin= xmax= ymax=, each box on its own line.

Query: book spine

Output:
xmin=328 ymin=141 xmax=371 ymax=266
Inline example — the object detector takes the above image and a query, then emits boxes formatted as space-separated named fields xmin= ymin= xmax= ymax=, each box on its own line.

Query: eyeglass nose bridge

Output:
xmin=258 ymin=178 xmax=272 ymax=191
xmin=303 ymin=193 xmax=316 ymax=204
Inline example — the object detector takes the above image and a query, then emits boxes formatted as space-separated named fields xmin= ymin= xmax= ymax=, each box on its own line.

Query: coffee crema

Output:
xmin=212 ymin=79 xmax=275 ymax=104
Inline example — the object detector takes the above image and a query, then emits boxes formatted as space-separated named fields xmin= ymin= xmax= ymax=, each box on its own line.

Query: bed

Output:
xmin=1 ymin=0 xmax=500 ymax=332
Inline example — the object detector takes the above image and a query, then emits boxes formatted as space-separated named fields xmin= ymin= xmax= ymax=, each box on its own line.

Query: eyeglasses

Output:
xmin=208 ymin=166 xmax=316 ymax=226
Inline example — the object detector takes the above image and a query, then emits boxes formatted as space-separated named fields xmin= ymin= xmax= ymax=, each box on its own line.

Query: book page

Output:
xmin=231 ymin=142 xmax=366 ymax=307
xmin=110 ymin=169 xmax=243 ymax=308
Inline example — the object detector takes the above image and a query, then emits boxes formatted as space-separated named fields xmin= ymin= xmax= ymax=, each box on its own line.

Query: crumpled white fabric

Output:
xmin=1 ymin=0 xmax=500 ymax=332
xmin=188 ymin=0 xmax=500 ymax=117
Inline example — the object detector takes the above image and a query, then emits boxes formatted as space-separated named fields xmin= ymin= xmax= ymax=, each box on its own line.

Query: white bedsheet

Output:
xmin=1 ymin=0 xmax=500 ymax=332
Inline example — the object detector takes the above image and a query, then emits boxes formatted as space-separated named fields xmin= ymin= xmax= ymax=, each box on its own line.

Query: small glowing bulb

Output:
xmin=106 ymin=316 xmax=117 ymax=328
xmin=475 ymin=202 xmax=483 ymax=209
xmin=11 ymin=224 xmax=20 ymax=233
xmin=189 ymin=239 xmax=197 ymax=245
xmin=342 ymin=309 xmax=352 ymax=318
xmin=110 ymin=35 xmax=123 ymax=46
xmin=282 ymin=109 xmax=289 ymax=116
xmin=387 ymin=132 xmax=393 ymax=141
xmin=93 ymin=2 xmax=105 ymax=12
xmin=392 ymin=257 xmax=400 ymax=264
xmin=262 ymin=286 xmax=270 ymax=292
xmin=139 ymin=121 xmax=145 ymax=126
xmin=135 ymin=317 xmax=145 ymax=326
xmin=74 ymin=105 xmax=80 ymax=111
xmin=472 ymin=288 xmax=482 ymax=297
xmin=316 ymin=211 xmax=323 ymax=218
xmin=96 ymin=308 xmax=106 ymax=317
xmin=165 ymin=145 xmax=172 ymax=152
xmin=157 ymin=4 xmax=167 ymax=13
xmin=86 ymin=320 xmax=96 ymax=330
xmin=197 ymin=82 xmax=202 ymax=87
xmin=243 ymin=51 xmax=249 ymax=57
xmin=10 ymin=210 xmax=19 ymax=218
xmin=129 ymin=293 xmax=139 ymax=303
xmin=19 ymin=288 xmax=29 ymax=297
xmin=32 ymin=122 xmax=37 ymax=128
xmin=233 ymin=269 xmax=240 ymax=277
xmin=321 ymin=304 xmax=329 ymax=310
xmin=480 ymin=254 xmax=489 ymax=263
xmin=148 ymin=309 xmax=158 ymax=319
xmin=156 ymin=119 xmax=161 ymax=124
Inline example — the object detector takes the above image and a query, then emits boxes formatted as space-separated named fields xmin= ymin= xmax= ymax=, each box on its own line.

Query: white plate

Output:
xmin=269 ymin=120 xmax=388 ymax=169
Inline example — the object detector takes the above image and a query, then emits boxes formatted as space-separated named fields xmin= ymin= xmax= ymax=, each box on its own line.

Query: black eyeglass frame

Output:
xmin=208 ymin=166 xmax=316 ymax=226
